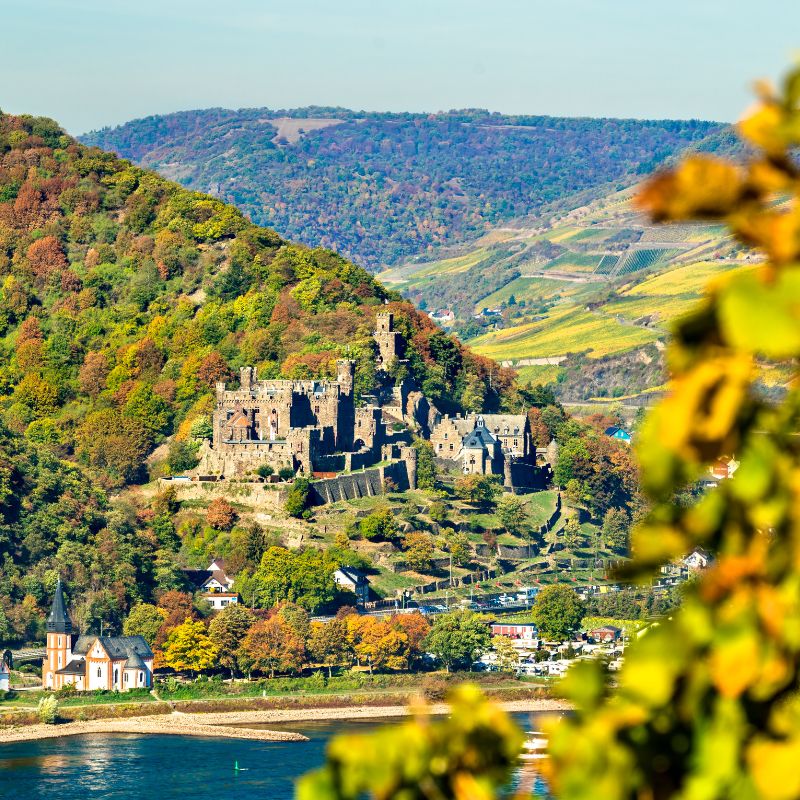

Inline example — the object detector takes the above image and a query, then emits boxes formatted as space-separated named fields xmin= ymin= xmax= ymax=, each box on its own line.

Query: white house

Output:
xmin=683 ymin=547 xmax=712 ymax=572
xmin=334 ymin=567 xmax=370 ymax=606
xmin=184 ymin=558 xmax=239 ymax=609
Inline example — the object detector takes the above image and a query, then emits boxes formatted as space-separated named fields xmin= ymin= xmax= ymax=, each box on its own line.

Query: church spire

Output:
xmin=46 ymin=577 xmax=72 ymax=634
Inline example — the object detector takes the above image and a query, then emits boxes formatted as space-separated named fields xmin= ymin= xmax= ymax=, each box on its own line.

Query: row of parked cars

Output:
xmin=416 ymin=588 xmax=540 ymax=616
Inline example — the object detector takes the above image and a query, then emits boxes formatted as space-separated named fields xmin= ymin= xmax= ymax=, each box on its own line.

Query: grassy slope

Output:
xmin=384 ymin=183 xmax=755 ymax=382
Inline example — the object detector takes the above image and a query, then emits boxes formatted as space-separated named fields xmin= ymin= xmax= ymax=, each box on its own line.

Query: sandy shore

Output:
xmin=0 ymin=698 xmax=569 ymax=745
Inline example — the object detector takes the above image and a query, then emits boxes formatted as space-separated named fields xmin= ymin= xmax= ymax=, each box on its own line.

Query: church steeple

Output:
xmin=46 ymin=577 xmax=72 ymax=634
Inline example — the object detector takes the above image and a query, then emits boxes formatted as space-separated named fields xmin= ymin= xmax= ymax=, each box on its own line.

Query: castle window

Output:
xmin=58 ymin=654 xmax=62 ymax=667
xmin=124 ymin=672 xmax=128 ymax=683
xmin=444 ymin=433 xmax=448 ymax=439
xmin=449 ymin=444 xmax=454 ymax=451
xmin=438 ymin=443 xmax=443 ymax=450
xmin=114 ymin=669 xmax=118 ymax=684
xmin=97 ymin=668 xmax=101 ymax=677
xmin=58 ymin=636 xmax=62 ymax=647
xmin=314 ymin=405 xmax=320 ymax=414
xmin=514 ymin=439 xmax=518 ymax=447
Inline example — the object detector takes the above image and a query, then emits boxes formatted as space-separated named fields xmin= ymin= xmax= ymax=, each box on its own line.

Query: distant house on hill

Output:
xmin=183 ymin=558 xmax=239 ymax=610
xmin=604 ymin=426 xmax=632 ymax=444
xmin=428 ymin=309 xmax=455 ymax=325
xmin=706 ymin=457 xmax=739 ymax=485
xmin=334 ymin=566 xmax=370 ymax=606
xmin=683 ymin=547 xmax=712 ymax=572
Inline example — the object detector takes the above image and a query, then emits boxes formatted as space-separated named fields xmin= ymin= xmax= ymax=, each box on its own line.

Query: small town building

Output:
xmin=42 ymin=579 xmax=154 ymax=692
xmin=183 ymin=558 xmax=240 ymax=609
xmin=604 ymin=426 xmax=632 ymax=444
xmin=491 ymin=623 xmax=537 ymax=641
xmin=0 ymin=652 xmax=10 ymax=691
xmin=334 ymin=566 xmax=370 ymax=606
xmin=588 ymin=625 xmax=623 ymax=643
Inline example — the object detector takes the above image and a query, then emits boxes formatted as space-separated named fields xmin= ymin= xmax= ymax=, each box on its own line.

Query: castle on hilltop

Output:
xmin=197 ymin=313 xmax=425 ymax=483
xmin=194 ymin=312 xmax=545 ymax=497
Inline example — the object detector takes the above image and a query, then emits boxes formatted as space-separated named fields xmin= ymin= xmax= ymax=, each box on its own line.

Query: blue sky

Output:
xmin=2 ymin=0 xmax=799 ymax=134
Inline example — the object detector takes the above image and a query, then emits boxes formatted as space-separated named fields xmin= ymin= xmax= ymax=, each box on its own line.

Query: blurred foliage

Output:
xmin=297 ymin=684 xmax=525 ymax=800
xmin=297 ymin=63 xmax=800 ymax=800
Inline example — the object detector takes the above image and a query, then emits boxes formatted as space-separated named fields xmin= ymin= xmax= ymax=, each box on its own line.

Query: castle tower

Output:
xmin=374 ymin=312 xmax=403 ymax=370
xmin=43 ymin=577 xmax=73 ymax=690
xmin=336 ymin=359 xmax=355 ymax=396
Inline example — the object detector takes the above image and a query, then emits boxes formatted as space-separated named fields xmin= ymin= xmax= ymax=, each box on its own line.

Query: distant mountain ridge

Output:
xmin=81 ymin=108 xmax=727 ymax=270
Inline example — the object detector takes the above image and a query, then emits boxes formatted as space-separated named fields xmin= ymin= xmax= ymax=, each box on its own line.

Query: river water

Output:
xmin=0 ymin=715 xmax=550 ymax=799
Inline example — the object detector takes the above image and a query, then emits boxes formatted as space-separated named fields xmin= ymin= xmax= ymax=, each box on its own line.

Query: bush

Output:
xmin=277 ymin=466 xmax=295 ymax=481
xmin=285 ymin=477 xmax=311 ymax=518
xmin=55 ymin=682 xmax=78 ymax=699
xmin=255 ymin=464 xmax=274 ymax=479
xmin=37 ymin=695 xmax=59 ymax=724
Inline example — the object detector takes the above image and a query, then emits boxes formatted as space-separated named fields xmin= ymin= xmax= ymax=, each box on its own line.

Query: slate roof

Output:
xmin=124 ymin=651 xmax=146 ymax=670
xmin=72 ymin=635 xmax=153 ymax=661
xmin=462 ymin=425 xmax=498 ymax=450
xmin=335 ymin=566 xmax=368 ymax=586
xmin=47 ymin=578 xmax=72 ymax=634
xmin=56 ymin=658 xmax=86 ymax=675
xmin=481 ymin=414 xmax=527 ymax=436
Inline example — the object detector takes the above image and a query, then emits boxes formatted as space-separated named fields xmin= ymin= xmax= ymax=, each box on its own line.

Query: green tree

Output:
xmin=492 ymin=635 xmax=520 ymax=673
xmin=561 ymin=516 xmax=584 ymax=551
xmin=413 ymin=438 xmax=437 ymax=490
xmin=254 ymin=546 xmax=337 ymax=613
xmin=360 ymin=508 xmax=399 ymax=542
xmin=495 ymin=494 xmax=528 ymax=536
xmin=531 ymin=584 xmax=584 ymax=641
xmin=285 ymin=476 xmax=311 ymax=518
xmin=602 ymin=507 xmax=631 ymax=554
xmin=423 ymin=609 xmax=491 ymax=672
xmin=308 ymin=618 xmax=351 ymax=677
xmin=123 ymin=603 xmax=167 ymax=648
xmin=166 ymin=439 xmax=199 ymax=474
xmin=37 ymin=695 xmax=59 ymax=724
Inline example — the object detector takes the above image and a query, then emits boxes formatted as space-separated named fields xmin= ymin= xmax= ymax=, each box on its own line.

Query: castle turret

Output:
xmin=336 ymin=359 xmax=355 ymax=396
xmin=240 ymin=366 xmax=256 ymax=392
xmin=374 ymin=312 xmax=403 ymax=370
xmin=43 ymin=578 xmax=73 ymax=690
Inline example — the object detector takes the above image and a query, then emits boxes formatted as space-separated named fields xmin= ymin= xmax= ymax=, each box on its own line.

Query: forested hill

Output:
xmin=0 ymin=110 xmax=530 ymax=632
xmin=0 ymin=111 xmax=516 ymax=494
xmin=81 ymin=108 xmax=726 ymax=270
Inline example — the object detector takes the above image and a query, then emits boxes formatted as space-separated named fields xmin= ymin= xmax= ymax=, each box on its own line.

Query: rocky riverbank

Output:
xmin=0 ymin=698 xmax=568 ymax=744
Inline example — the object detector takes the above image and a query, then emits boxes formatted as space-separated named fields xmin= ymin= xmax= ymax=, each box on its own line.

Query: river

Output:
xmin=0 ymin=715 xmax=550 ymax=799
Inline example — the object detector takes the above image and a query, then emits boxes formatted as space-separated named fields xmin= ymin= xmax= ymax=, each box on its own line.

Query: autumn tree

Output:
xmin=162 ymin=618 xmax=218 ymax=675
xmin=26 ymin=236 xmax=67 ymax=285
xmin=196 ymin=352 xmax=233 ymax=387
xmin=208 ymin=604 xmax=255 ymax=677
xmin=240 ymin=615 xmax=305 ymax=678
xmin=403 ymin=531 xmax=435 ymax=572
xmin=206 ymin=497 xmax=237 ymax=530
xmin=78 ymin=352 xmax=110 ymax=398
xmin=309 ymin=618 xmax=351 ymax=677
